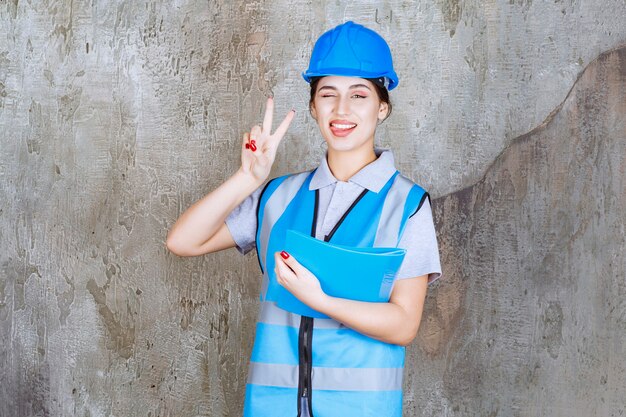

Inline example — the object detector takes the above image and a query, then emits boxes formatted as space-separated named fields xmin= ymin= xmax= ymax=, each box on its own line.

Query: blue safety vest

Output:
xmin=244 ymin=168 xmax=427 ymax=417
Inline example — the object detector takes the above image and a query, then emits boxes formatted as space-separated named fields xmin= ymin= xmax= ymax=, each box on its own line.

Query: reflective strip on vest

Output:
xmin=258 ymin=301 xmax=345 ymax=330
xmin=248 ymin=362 xmax=403 ymax=391
xmin=257 ymin=172 xmax=310 ymax=300
xmin=374 ymin=174 xmax=416 ymax=247
xmin=258 ymin=172 xmax=309 ymax=275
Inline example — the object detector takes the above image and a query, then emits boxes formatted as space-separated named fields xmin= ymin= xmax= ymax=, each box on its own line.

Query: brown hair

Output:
xmin=308 ymin=77 xmax=393 ymax=122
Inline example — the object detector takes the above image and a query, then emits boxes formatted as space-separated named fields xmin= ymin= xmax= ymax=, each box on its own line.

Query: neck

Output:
xmin=327 ymin=146 xmax=378 ymax=182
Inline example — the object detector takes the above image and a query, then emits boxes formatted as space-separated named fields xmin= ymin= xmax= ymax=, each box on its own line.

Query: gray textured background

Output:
xmin=1 ymin=1 xmax=625 ymax=416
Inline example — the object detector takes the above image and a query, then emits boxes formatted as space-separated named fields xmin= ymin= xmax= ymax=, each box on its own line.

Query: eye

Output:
xmin=351 ymin=91 xmax=369 ymax=99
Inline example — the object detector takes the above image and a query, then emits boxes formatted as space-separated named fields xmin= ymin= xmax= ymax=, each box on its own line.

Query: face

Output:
xmin=310 ymin=76 xmax=389 ymax=154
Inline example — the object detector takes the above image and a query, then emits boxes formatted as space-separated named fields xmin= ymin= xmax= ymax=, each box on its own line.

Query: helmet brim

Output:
xmin=302 ymin=69 xmax=398 ymax=91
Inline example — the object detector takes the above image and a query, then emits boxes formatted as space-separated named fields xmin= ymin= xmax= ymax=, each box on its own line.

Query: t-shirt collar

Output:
xmin=309 ymin=148 xmax=398 ymax=193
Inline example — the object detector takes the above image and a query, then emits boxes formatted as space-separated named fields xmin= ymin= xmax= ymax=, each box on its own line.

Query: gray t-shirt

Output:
xmin=226 ymin=149 xmax=442 ymax=284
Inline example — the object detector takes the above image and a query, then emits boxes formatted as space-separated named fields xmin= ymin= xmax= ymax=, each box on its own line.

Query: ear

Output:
xmin=310 ymin=102 xmax=318 ymax=120
xmin=378 ymin=101 xmax=389 ymax=121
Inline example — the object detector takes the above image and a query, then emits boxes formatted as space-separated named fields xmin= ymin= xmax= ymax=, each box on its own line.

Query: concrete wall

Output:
xmin=413 ymin=47 xmax=626 ymax=416
xmin=1 ymin=1 xmax=624 ymax=416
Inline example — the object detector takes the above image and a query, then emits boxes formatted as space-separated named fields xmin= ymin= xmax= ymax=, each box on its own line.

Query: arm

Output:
xmin=318 ymin=275 xmax=428 ymax=346
xmin=273 ymin=200 xmax=441 ymax=345
xmin=166 ymin=98 xmax=295 ymax=257
xmin=166 ymin=170 xmax=263 ymax=256
xmin=274 ymin=251 xmax=428 ymax=346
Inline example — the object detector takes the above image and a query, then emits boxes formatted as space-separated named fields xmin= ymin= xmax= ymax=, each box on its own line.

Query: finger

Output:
xmin=275 ymin=252 xmax=297 ymax=279
xmin=279 ymin=251 xmax=303 ymax=274
xmin=262 ymin=97 xmax=274 ymax=134
xmin=250 ymin=125 xmax=262 ymax=142
xmin=248 ymin=125 xmax=262 ymax=151
xmin=242 ymin=132 xmax=250 ymax=151
xmin=274 ymin=267 xmax=284 ymax=286
xmin=271 ymin=109 xmax=296 ymax=142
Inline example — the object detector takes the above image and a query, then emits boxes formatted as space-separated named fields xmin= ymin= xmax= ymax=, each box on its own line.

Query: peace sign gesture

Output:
xmin=241 ymin=97 xmax=295 ymax=183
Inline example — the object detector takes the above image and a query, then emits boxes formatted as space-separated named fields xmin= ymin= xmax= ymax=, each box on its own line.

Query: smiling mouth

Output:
xmin=330 ymin=122 xmax=357 ymax=129
xmin=329 ymin=122 xmax=357 ymax=138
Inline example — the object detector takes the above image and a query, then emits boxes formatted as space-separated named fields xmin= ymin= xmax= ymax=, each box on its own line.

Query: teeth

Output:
xmin=331 ymin=123 xmax=356 ymax=129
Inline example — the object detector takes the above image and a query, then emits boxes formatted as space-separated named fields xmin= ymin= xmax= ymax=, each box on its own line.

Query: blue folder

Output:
xmin=274 ymin=229 xmax=407 ymax=318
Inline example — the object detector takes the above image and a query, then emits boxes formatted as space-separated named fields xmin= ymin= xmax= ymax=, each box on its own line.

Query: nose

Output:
xmin=336 ymin=95 xmax=351 ymax=116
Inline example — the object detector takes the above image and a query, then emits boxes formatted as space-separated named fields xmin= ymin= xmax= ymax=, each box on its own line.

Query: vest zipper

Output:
xmin=297 ymin=316 xmax=314 ymax=416
xmin=296 ymin=187 xmax=318 ymax=416
xmin=296 ymin=187 xmax=368 ymax=415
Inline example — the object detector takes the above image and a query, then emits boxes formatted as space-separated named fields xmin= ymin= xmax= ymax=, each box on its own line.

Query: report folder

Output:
xmin=275 ymin=229 xmax=407 ymax=318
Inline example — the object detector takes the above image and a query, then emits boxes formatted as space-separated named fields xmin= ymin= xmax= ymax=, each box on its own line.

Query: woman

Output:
xmin=167 ymin=21 xmax=441 ymax=417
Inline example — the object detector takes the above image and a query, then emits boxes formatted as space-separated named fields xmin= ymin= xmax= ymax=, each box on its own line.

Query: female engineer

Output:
xmin=167 ymin=21 xmax=442 ymax=417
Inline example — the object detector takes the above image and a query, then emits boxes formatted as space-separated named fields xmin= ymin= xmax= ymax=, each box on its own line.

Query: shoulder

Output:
xmin=259 ymin=169 xmax=315 ymax=202
xmin=269 ymin=169 xmax=314 ymax=184
xmin=393 ymin=172 xmax=430 ymax=217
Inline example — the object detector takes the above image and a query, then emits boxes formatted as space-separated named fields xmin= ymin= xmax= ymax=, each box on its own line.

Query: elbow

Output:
xmin=166 ymin=233 xmax=192 ymax=257
xmin=396 ymin=331 xmax=418 ymax=347
xmin=165 ymin=236 xmax=182 ymax=256
xmin=393 ymin=323 xmax=421 ymax=347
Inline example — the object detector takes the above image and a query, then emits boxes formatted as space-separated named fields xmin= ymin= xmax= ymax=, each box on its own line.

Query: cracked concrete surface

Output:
xmin=1 ymin=1 xmax=625 ymax=416
xmin=412 ymin=46 xmax=626 ymax=416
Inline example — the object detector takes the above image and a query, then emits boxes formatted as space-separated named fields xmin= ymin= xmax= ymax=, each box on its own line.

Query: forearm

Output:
xmin=275 ymin=252 xmax=429 ymax=346
xmin=166 ymin=168 xmax=262 ymax=255
xmin=317 ymin=295 xmax=423 ymax=346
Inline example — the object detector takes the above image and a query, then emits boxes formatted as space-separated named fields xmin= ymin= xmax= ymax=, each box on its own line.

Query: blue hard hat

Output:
xmin=302 ymin=21 xmax=399 ymax=90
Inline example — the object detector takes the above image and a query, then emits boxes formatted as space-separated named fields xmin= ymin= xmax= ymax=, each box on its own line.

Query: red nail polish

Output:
xmin=245 ymin=143 xmax=250 ymax=149
xmin=250 ymin=143 xmax=257 ymax=152
xmin=250 ymin=139 xmax=256 ymax=145
xmin=280 ymin=251 xmax=289 ymax=259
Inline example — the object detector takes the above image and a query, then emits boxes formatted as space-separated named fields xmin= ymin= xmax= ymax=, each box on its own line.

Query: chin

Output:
xmin=327 ymin=142 xmax=366 ymax=154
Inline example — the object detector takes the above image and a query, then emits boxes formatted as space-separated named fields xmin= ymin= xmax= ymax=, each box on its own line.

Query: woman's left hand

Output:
xmin=274 ymin=251 xmax=327 ymax=311
xmin=274 ymin=250 xmax=429 ymax=346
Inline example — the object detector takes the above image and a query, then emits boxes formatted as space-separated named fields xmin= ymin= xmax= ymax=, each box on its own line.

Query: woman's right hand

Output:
xmin=167 ymin=98 xmax=295 ymax=257
xmin=240 ymin=97 xmax=296 ymax=183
